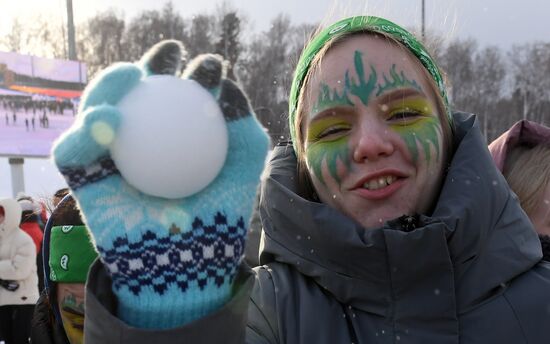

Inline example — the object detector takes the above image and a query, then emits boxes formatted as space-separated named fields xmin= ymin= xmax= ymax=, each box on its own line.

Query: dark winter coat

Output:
xmin=30 ymin=291 xmax=71 ymax=344
xmin=30 ymin=211 xmax=70 ymax=344
xmin=84 ymin=113 xmax=550 ymax=343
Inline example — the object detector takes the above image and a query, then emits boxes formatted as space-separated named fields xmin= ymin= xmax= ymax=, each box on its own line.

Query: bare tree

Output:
xmin=1 ymin=16 xmax=66 ymax=59
xmin=438 ymin=39 xmax=509 ymax=140
xmin=509 ymin=42 xmax=550 ymax=124
xmin=186 ymin=14 xmax=216 ymax=58
xmin=472 ymin=46 xmax=506 ymax=140
xmin=1 ymin=18 xmax=23 ymax=52
xmin=214 ymin=11 xmax=242 ymax=79
xmin=123 ymin=2 xmax=186 ymax=62
xmin=440 ymin=38 xmax=478 ymax=112
xmin=238 ymin=16 xmax=316 ymax=142
xmin=78 ymin=10 xmax=126 ymax=77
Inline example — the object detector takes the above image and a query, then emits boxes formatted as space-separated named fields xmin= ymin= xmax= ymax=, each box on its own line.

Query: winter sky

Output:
xmin=1 ymin=0 xmax=549 ymax=199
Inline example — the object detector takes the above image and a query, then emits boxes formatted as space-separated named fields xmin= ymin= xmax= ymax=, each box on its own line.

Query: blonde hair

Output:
xmin=503 ymin=144 xmax=550 ymax=216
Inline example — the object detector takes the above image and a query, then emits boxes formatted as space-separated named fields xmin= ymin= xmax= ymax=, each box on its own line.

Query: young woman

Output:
xmin=54 ymin=16 xmax=550 ymax=343
xmin=489 ymin=120 xmax=550 ymax=261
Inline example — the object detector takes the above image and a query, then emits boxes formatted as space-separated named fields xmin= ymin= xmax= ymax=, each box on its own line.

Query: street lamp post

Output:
xmin=421 ymin=0 xmax=426 ymax=40
xmin=66 ymin=0 xmax=77 ymax=60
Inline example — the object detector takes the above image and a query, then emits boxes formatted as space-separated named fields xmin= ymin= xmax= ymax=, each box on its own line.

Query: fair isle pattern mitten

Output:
xmin=52 ymin=40 xmax=269 ymax=329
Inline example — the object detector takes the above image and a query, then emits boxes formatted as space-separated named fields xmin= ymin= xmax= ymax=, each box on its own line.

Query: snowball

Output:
xmin=111 ymin=76 xmax=228 ymax=199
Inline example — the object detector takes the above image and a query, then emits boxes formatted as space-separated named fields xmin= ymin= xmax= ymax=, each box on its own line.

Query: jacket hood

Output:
xmin=488 ymin=119 xmax=550 ymax=172
xmin=19 ymin=198 xmax=41 ymax=224
xmin=34 ymin=194 xmax=82 ymax=344
xmin=41 ymin=194 xmax=76 ymax=328
xmin=259 ymin=112 xmax=542 ymax=315
xmin=0 ymin=198 xmax=22 ymax=238
xmin=42 ymin=211 xmax=55 ymax=295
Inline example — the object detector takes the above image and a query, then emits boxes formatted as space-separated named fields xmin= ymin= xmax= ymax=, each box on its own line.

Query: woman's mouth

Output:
xmin=362 ymin=175 xmax=398 ymax=190
xmin=352 ymin=171 xmax=406 ymax=200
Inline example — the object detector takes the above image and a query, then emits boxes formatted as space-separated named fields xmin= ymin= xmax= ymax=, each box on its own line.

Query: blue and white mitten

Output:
xmin=52 ymin=40 xmax=269 ymax=329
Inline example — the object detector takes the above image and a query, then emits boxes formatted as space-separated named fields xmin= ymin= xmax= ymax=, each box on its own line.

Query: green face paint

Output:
xmin=376 ymin=64 xmax=421 ymax=96
xmin=347 ymin=51 xmax=378 ymax=106
xmin=306 ymin=50 xmax=437 ymax=185
xmin=312 ymin=51 xmax=421 ymax=115
xmin=387 ymin=98 xmax=441 ymax=164
xmin=306 ymin=118 xmax=351 ymax=185
xmin=312 ymin=51 xmax=377 ymax=114
xmin=314 ymin=83 xmax=354 ymax=114
xmin=59 ymin=291 xmax=85 ymax=344
xmin=289 ymin=16 xmax=452 ymax=157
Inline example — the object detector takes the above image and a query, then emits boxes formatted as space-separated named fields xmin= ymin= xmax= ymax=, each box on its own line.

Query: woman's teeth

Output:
xmin=363 ymin=175 xmax=396 ymax=190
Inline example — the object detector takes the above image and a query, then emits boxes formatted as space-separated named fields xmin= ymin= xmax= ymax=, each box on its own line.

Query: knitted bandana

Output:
xmin=288 ymin=16 xmax=450 ymax=153
xmin=49 ymin=225 xmax=98 ymax=283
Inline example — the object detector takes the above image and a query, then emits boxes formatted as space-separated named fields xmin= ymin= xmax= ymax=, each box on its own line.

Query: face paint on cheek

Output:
xmin=62 ymin=318 xmax=84 ymax=344
xmin=391 ymin=116 xmax=442 ymax=164
xmin=306 ymin=137 xmax=351 ymax=186
xmin=59 ymin=293 xmax=85 ymax=344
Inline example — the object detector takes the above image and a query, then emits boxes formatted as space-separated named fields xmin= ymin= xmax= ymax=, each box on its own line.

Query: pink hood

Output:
xmin=488 ymin=120 xmax=550 ymax=172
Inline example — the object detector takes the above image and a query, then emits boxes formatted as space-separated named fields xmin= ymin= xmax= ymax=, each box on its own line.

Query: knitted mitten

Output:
xmin=52 ymin=40 xmax=269 ymax=329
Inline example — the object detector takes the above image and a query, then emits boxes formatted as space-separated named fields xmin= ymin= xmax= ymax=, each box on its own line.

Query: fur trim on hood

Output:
xmin=0 ymin=198 xmax=22 ymax=238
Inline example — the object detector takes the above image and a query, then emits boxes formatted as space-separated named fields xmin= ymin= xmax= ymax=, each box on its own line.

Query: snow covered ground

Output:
xmin=0 ymin=105 xmax=76 ymax=157
xmin=0 ymin=105 xmax=72 ymax=199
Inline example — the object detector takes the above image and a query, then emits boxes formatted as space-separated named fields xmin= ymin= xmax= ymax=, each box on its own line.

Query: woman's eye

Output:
xmin=388 ymin=110 xmax=422 ymax=122
xmin=317 ymin=126 xmax=349 ymax=139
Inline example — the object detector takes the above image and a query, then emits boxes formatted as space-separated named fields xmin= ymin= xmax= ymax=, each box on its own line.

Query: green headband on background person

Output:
xmin=49 ymin=225 xmax=98 ymax=283
xmin=288 ymin=15 xmax=451 ymax=153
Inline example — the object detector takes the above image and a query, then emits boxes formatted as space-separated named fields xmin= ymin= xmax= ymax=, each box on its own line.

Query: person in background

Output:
xmin=17 ymin=196 xmax=45 ymax=292
xmin=0 ymin=198 xmax=39 ymax=344
xmin=489 ymin=120 xmax=550 ymax=261
xmin=31 ymin=194 xmax=98 ymax=344
xmin=16 ymin=197 xmax=44 ymax=253
xmin=51 ymin=189 xmax=69 ymax=209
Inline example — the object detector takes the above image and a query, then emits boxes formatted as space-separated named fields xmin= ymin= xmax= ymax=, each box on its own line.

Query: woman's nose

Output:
xmin=352 ymin=123 xmax=394 ymax=163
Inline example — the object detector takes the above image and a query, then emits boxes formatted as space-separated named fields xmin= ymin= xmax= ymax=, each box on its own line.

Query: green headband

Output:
xmin=49 ymin=225 xmax=98 ymax=283
xmin=288 ymin=16 xmax=450 ymax=153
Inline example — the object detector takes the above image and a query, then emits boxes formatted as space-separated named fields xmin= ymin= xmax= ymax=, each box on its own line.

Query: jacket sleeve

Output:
xmin=84 ymin=259 xmax=274 ymax=344
xmin=30 ymin=290 xmax=71 ymax=344
xmin=0 ymin=232 xmax=36 ymax=281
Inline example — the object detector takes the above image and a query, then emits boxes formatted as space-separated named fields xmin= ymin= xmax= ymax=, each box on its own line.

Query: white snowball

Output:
xmin=111 ymin=76 xmax=228 ymax=199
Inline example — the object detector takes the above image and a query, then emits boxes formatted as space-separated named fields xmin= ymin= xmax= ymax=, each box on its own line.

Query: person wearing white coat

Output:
xmin=0 ymin=198 xmax=39 ymax=344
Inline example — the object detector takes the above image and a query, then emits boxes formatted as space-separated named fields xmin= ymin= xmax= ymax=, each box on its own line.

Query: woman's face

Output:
xmin=302 ymin=35 xmax=446 ymax=229
xmin=530 ymin=182 xmax=550 ymax=236
xmin=57 ymin=283 xmax=85 ymax=344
